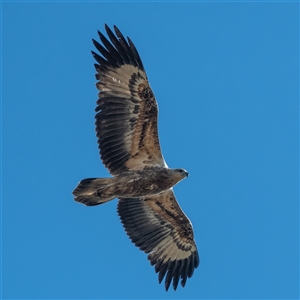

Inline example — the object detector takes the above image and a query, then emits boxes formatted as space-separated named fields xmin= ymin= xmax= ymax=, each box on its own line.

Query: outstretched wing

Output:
xmin=92 ymin=24 xmax=166 ymax=175
xmin=117 ymin=189 xmax=199 ymax=291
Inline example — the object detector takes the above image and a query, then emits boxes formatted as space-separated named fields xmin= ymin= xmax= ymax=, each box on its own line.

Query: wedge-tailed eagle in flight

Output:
xmin=73 ymin=24 xmax=199 ymax=291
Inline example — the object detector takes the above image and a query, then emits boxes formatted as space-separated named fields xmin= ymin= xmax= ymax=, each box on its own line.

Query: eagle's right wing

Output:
xmin=117 ymin=189 xmax=199 ymax=291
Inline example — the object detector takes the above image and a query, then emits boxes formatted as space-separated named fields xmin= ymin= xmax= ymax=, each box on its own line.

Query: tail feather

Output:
xmin=73 ymin=178 xmax=116 ymax=206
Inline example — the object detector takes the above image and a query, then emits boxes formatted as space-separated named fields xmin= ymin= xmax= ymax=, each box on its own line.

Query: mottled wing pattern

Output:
xmin=117 ymin=189 xmax=199 ymax=291
xmin=92 ymin=25 xmax=166 ymax=175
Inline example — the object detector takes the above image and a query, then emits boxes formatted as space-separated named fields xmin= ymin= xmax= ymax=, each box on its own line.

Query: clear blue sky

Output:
xmin=2 ymin=2 xmax=299 ymax=299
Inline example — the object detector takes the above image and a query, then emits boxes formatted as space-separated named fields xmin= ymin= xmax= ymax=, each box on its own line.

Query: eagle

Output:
xmin=73 ymin=24 xmax=199 ymax=291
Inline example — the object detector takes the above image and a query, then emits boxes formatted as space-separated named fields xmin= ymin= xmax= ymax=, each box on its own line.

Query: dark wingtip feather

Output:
xmin=113 ymin=24 xmax=120 ymax=33
xmin=158 ymin=263 xmax=168 ymax=284
xmin=172 ymin=260 xmax=182 ymax=291
xmin=104 ymin=23 xmax=115 ymax=40
xmin=91 ymin=51 xmax=106 ymax=65
xmin=97 ymin=29 xmax=104 ymax=40
xmin=127 ymin=36 xmax=145 ymax=72
xmin=188 ymin=257 xmax=195 ymax=278
xmin=195 ymin=251 xmax=200 ymax=268
xmin=104 ymin=23 xmax=109 ymax=32
xmin=92 ymin=38 xmax=98 ymax=46
xmin=165 ymin=262 xmax=176 ymax=291
xmin=180 ymin=258 xmax=189 ymax=287
xmin=165 ymin=277 xmax=171 ymax=291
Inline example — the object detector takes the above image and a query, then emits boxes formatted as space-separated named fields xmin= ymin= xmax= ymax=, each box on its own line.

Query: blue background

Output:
xmin=2 ymin=2 xmax=299 ymax=299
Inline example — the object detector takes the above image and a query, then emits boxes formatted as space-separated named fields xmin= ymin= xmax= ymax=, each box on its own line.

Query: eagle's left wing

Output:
xmin=92 ymin=25 xmax=167 ymax=175
xmin=117 ymin=189 xmax=199 ymax=291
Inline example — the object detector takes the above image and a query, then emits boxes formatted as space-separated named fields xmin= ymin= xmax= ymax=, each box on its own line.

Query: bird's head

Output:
xmin=164 ymin=168 xmax=189 ymax=188
xmin=174 ymin=168 xmax=189 ymax=179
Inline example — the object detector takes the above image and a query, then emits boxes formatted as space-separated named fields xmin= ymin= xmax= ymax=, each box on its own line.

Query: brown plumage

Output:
xmin=73 ymin=24 xmax=199 ymax=291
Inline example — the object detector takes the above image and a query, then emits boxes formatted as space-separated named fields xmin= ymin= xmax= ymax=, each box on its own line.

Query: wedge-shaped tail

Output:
xmin=73 ymin=178 xmax=115 ymax=206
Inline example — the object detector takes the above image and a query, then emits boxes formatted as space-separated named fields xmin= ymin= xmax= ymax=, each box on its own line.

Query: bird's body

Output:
xmin=74 ymin=167 xmax=188 ymax=205
xmin=73 ymin=24 xmax=199 ymax=291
